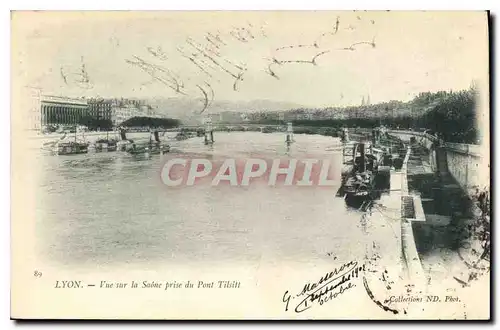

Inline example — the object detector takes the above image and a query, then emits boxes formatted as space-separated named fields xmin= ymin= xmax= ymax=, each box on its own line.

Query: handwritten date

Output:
xmin=282 ymin=261 xmax=364 ymax=313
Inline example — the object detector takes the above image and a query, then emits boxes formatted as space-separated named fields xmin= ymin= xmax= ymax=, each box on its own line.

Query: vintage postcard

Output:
xmin=11 ymin=10 xmax=490 ymax=320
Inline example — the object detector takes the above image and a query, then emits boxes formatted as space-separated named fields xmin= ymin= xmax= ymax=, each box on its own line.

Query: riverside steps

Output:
xmin=382 ymin=133 xmax=478 ymax=274
xmin=338 ymin=128 xmax=428 ymax=284
xmin=405 ymin=142 xmax=487 ymax=289
xmin=357 ymin=144 xmax=428 ymax=317
xmin=399 ymin=147 xmax=427 ymax=286
xmin=381 ymin=130 xmax=488 ymax=311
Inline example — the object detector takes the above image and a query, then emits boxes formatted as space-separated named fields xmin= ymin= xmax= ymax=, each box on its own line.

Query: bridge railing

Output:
xmin=387 ymin=129 xmax=438 ymax=142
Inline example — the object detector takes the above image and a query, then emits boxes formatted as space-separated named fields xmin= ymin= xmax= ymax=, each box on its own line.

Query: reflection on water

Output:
xmin=35 ymin=132 xmax=367 ymax=267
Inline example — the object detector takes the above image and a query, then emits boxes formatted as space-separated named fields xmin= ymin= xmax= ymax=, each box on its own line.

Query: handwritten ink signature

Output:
xmin=282 ymin=261 xmax=365 ymax=313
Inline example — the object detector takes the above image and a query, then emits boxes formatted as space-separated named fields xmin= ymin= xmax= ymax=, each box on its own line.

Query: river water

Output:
xmin=34 ymin=132 xmax=370 ymax=268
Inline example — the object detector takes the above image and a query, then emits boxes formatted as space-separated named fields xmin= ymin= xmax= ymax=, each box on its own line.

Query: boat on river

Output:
xmin=54 ymin=141 xmax=89 ymax=155
xmin=175 ymin=130 xmax=195 ymax=141
xmin=116 ymin=128 xmax=135 ymax=151
xmin=94 ymin=132 xmax=119 ymax=152
xmin=94 ymin=139 xmax=118 ymax=152
xmin=127 ymin=142 xmax=170 ymax=155
xmin=126 ymin=130 xmax=170 ymax=156
xmin=338 ymin=140 xmax=389 ymax=209
xmin=41 ymin=130 xmax=90 ymax=155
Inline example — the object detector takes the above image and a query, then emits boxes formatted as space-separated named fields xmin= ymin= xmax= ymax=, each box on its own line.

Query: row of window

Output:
xmin=36 ymin=103 xmax=153 ymax=127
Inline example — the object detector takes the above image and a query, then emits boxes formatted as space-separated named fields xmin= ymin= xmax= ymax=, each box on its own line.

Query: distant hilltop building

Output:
xmin=209 ymin=111 xmax=247 ymax=124
xmin=361 ymin=94 xmax=371 ymax=106
xmin=293 ymin=113 xmax=313 ymax=120
xmin=110 ymin=98 xmax=161 ymax=126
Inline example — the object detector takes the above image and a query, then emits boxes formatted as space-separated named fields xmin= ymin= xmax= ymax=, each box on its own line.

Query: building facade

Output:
xmin=110 ymin=101 xmax=160 ymax=126
xmin=111 ymin=104 xmax=141 ymax=126
xmin=22 ymin=87 xmax=42 ymax=131
xmin=40 ymin=95 xmax=89 ymax=128
xmin=87 ymin=98 xmax=113 ymax=121
xmin=22 ymin=91 xmax=159 ymax=130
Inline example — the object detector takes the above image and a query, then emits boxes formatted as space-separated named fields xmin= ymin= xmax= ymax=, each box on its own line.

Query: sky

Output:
xmin=12 ymin=11 xmax=489 ymax=111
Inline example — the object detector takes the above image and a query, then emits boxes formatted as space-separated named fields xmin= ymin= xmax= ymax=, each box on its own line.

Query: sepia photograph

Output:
xmin=10 ymin=10 xmax=490 ymax=320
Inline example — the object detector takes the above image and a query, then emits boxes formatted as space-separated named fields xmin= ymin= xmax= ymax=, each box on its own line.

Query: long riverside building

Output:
xmin=40 ymin=95 xmax=89 ymax=127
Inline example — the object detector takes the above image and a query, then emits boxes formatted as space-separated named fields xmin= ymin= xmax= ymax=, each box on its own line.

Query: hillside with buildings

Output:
xmin=22 ymin=85 xmax=478 ymax=144
xmin=147 ymin=97 xmax=304 ymax=125
xmin=209 ymin=88 xmax=478 ymax=144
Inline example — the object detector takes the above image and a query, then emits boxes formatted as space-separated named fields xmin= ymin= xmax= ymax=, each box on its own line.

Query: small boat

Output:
xmin=203 ymin=129 xmax=215 ymax=145
xmin=344 ymin=173 xmax=374 ymax=196
xmin=41 ymin=132 xmax=67 ymax=152
xmin=94 ymin=139 xmax=118 ymax=152
xmin=126 ymin=130 xmax=170 ymax=156
xmin=46 ymin=129 xmax=89 ymax=155
xmin=94 ymin=132 xmax=119 ymax=152
xmin=116 ymin=128 xmax=134 ymax=151
xmin=338 ymin=142 xmax=382 ymax=208
xmin=127 ymin=142 xmax=170 ymax=155
xmin=54 ymin=141 xmax=89 ymax=155
xmin=117 ymin=139 xmax=134 ymax=151
xmin=175 ymin=131 xmax=190 ymax=141
xmin=93 ymin=132 xmax=118 ymax=152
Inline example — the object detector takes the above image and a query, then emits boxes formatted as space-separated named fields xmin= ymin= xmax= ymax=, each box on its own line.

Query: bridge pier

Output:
xmin=204 ymin=117 xmax=214 ymax=145
xmin=285 ymin=122 xmax=293 ymax=148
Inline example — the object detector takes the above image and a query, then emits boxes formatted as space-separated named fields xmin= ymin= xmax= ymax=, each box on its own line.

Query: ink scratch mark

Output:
xmin=275 ymin=44 xmax=317 ymax=52
xmin=208 ymin=31 xmax=227 ymax=46
xmin=264 ymin=62 xmax=280 ymax=80
xmin=279 ymin=59 xmax=314 ymax=65
xmin=205 ymin=35 xmax=221 ymax=50
xmin=196 ymin=84 xmax=212 ymax=114
xmin=335 ymin=38 xmax=377 ymax=52
xmin=196 ymin=81 xmax=215 ymax=114
xmin=453 ymin=276 xmax=469 ymax=287
xmin=363 ymin=277 xmax=399 ymax=315
xmin=273 ymin=50 xmax=330 ymax=67
xmin=125 ymin=56 xmax=187 ymax=95
xmin=314 ymin=16 xmax=340 ymax=47
xmin=204 ymin=81 xmax=215 ymax=109
xmin=233 ymin=71 xmax=245 ymax=91
xmin=147 ymin=46 xmax=168 ymax=60
xmin=350 ymin=38 xmax=377 ymax=49
xmin=177 ymin=46 xmax=213 ymax=78
xmin=221 ymin=57 xmax=246 ymax=71
xmin=60 ymin=67 xmax=68 ymax=84
xmin=185 ymin=37 xmax=240 ymax=80
xmin=311 ymin=50 xmax=330 ymax=65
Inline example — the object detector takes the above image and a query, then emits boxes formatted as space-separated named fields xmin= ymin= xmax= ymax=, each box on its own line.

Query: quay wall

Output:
xmin=387 ymin=130 xmax=435 ymax=150
xmin=28 ymin=131 xmax=151 ymax=142
xmin=387 ymin=130 xmax=488 ymax=190
xmin=443 ymin=143 xmax=488 ymax=189
xmin=400 ymin=147 xmax=426 ymax=285
xmin=26 ymin=131 xmax=152 ymax=150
